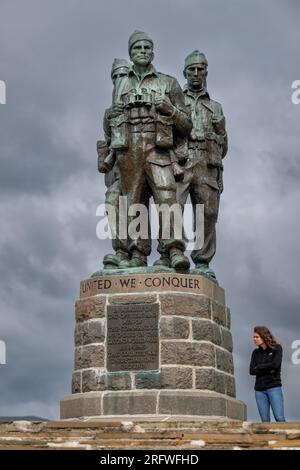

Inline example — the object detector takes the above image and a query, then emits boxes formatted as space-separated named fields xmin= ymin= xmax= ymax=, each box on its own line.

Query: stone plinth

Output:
xmin=2 ymin=420 xmax=300 ymax=450
xmin=60 ymin=272 xmax=246 ymax=420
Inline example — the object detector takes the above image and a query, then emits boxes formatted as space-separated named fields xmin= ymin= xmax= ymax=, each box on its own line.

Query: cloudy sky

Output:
xmin=0 ymin=0 xmax=299 ymax=421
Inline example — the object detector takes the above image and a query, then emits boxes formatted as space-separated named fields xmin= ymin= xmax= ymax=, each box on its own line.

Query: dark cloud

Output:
xmin=0 ymin=0 xmax=300 ymax=420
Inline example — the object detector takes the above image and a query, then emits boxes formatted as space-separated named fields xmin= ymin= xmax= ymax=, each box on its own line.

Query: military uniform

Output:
xmin=179 ymin=85 xmax=227 ymax=267
xmin=100 ymin=106 xmax=152 ymax=261
xmin=110 ymin=63 xmax=192 ymax=259
xmin=97 ymin=59 xmax=132 ymax=268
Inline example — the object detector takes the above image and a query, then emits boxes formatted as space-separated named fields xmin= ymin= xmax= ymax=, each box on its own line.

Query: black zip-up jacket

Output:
xmin=249 ymin=344 xmax=283 ymax=391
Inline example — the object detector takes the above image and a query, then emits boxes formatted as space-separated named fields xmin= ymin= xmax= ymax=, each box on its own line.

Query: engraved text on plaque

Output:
xmin=107 ymin=303 xmax=159 ymax=372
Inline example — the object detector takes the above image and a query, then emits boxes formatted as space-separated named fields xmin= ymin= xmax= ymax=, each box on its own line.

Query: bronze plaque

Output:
xmin=107 ymin=303 xmax=159 ymax=372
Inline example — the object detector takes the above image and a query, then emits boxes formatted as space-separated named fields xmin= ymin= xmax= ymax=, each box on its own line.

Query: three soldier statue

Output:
xmin=96 ymin=31 xmax=227 ymax=282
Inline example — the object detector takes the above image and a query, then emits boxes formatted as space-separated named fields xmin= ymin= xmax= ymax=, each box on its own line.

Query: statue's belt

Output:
xmin=188 ymin=141 xmax=207 ymax=150
xmin=128 ymin=122 xmax=156 ymax=133
xmin=189 ymin=134 xmax=223 ymax=148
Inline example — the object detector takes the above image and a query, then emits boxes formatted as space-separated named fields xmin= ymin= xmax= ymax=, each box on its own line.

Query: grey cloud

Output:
xmin=1 ymin=0 xmax=300 ymax=420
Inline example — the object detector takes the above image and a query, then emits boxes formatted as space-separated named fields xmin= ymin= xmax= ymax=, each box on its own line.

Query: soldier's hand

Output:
xmin=154 ymin=95 xmax=174 ymax=116
xmin=212 ymin=115 xmax=225 ymax=134
xmin=98 ymin=159 xmax=108 ymax=174
xmin=217 ymin=168 xmax=224 ymax=194
xmin=172 ymin=162 xmax=184 ymax=181
xmin=98 ymin=165 xmax=108 ymax=174
xmin=109 ymin=102 xmax=124 ymax=118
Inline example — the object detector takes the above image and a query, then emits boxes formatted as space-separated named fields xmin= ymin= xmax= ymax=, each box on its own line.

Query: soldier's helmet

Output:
xmin=128 ymin=30 xmax=154 ymax=53
xmin=111 ymin=58 xmax=130 ymax=80
xmin=184 ymin=50 xmax=208 ymax=71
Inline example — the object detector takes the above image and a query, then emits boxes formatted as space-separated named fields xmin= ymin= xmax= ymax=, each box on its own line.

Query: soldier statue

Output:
xmin=95 ymin=38 xmax=227 ymax=282
xmin=181 ymin=50 xmax=227 ymax=280
xmin=97 ymin=58 xmax=131 ymax=269
xmin=155 ymin=50 xmax=228 ymax=281
xmin=104 ymin=31 xmax=192 ymax=271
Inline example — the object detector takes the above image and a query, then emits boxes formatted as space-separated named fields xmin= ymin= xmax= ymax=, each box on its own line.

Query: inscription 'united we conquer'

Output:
xmin=80 ymin=273 xmax=215 ymax=298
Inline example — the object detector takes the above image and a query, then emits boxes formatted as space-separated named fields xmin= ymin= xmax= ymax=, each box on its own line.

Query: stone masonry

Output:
xmin=60 ymin=273 xmax=246 ymax=420
xmin=2 ymin=420 xmax=300 ymax=450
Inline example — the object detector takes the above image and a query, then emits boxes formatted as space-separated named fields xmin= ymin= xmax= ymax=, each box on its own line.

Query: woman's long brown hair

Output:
xmin=254 ymin=326 xmax=280 ymax=348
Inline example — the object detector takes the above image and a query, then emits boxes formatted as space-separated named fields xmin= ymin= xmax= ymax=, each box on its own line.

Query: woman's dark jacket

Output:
xmin=249 ymin=344 xmax=283 ymax=391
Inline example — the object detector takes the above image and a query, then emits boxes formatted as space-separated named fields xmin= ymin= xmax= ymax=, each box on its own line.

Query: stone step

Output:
xmin=0 ymin=420 xmax=299 ymax=450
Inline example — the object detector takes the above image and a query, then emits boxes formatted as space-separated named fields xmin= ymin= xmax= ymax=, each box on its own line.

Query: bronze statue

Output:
xmin=155 ymin=51 xmax=227 ymax=281
xmin=97 ymin=59 xmax=131 ymax=269
xmin=104 ymin=31 xmax=192 ymax=270
xmin=182 ymin=50 xmax=227 ymax=280
xmin=95 ymin=39 xmax=227 ymax=281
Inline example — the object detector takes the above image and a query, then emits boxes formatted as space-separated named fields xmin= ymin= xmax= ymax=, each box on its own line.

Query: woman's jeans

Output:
xmin=255 ymin=386 xmax=286 ymax=422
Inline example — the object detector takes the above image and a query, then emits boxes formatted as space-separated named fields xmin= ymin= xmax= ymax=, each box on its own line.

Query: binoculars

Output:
xmin=124 ymin=89 xmax=153 ymax=108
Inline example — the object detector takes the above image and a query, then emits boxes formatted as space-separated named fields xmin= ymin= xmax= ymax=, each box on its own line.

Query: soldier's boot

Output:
xmin=153 ymin=253 xmax=171 ymax=268
xmin=103 ymin=249 xmax=129 ymax=269
xmin=169 ymin=247 xmax=190 ymax=271
xmin=119 ymin=249 xmax=147 ymax=268
xmin=194 ymin=262 xmax=217 ymax=281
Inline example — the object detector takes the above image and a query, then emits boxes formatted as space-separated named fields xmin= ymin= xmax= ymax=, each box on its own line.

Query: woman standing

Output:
xmin=250 ymin=326 xmax=286 ymax=422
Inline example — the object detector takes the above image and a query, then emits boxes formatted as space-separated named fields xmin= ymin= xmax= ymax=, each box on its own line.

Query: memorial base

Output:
xmin=61 ymin=391 xmax=245 ymax=420
xmin=60 ymin=272 xmax=246 ymax=421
